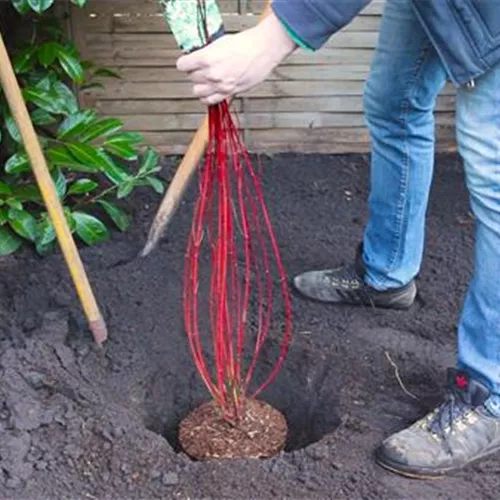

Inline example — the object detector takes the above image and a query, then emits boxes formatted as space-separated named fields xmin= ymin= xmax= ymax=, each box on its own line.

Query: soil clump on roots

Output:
xmin=179 ymin=399 xmax=287 ymax=460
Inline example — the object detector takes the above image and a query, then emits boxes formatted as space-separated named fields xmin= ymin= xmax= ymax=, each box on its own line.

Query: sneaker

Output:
xmin=292 ymin=246 xmax=416 ymax=309
xmin=375 ymin=368 xmax=500 ymax=478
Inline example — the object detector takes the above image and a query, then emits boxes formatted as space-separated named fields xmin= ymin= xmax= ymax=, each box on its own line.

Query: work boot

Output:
xmin=292 ymin=246 xmax=416 ymax=309
xmin=375 ymin=368 xmax=500 ymax=478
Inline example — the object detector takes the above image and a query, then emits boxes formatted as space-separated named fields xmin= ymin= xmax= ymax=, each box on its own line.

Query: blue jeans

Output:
xmin=362 ymin=0 xmax=500 ymax=413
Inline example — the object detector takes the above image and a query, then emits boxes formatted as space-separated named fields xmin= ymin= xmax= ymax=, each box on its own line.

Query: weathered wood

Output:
xmin=99 ymin=65 xmax=373 ymax=83
xmin=86 ymin=80 xmax=456 ymax=100
xmin=85 ymin=30 xmax=380 ymax=52
xmin=143 ymin=125 xmax=456 ymax=155
xmin=118 ymin=110 xmax=455 ymax=132
xmin=83 ymin=47 xmax=379 ymax=68
xmin=77 ymin=0 xmax=383 ymax=17
xmin=95 ymin=95 xmax=455 ymax=116
xmin=69 ymin=0 xmax=457 ymax=154
xmin=80 ymin=0 xmax=239 ymax=15
xmin=84 ymin=12 xmax=381 ymax=34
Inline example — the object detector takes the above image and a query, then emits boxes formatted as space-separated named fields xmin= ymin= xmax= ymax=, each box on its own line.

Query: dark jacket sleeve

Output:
xmin=271 ymin=0 xmax=372 ymax=50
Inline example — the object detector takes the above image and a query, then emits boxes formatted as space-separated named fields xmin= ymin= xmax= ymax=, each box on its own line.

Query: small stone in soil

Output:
xmin=5 ymin=477 xmax=22 ymax=489
xmin=306 ymin=444 xmax=330 ymax=461
xmin=149 ymin=469 xmax=162 ymax=480
xmin=162 ymin=472 xmax=179 ymax=486
xmin=41 ymin=310 xmax=69 ymax=344
xmin=23 ymin=371 xmax=47 ymax=389
xmin=112 ymin=426 xmax=125 ymax=439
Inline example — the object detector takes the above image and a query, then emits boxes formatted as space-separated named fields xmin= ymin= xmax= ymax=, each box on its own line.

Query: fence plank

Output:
xmin=86 ymin=80 xmax=456 ymax=100
xmin=118 ymin=111 xmax=454 ymax=132
xmin=84 ymin=12 xmax=381 ymax=34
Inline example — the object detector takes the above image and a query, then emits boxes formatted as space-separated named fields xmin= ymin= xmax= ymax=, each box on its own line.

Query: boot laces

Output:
xmin=324 ymin=265 xmax=375 ymax=307
xmin=428 ymin=392 xmax=472 ymax=454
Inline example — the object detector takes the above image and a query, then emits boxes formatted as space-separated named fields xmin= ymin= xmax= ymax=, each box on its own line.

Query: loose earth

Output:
xmin=0 ymin=152 xmax=497 ymax=500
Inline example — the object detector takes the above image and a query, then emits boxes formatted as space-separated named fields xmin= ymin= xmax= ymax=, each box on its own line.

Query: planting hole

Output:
xmin=143 ymin=342 xmax=340 ymax=455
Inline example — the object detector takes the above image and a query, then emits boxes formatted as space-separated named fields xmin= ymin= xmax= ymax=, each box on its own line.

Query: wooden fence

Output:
xmin=66 ymin=0 xmax=456 ymax=154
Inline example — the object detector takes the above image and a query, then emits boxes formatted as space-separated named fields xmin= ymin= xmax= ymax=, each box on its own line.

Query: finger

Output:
xmin=201 ymin=93 xmax=227 ymax=106
xmin=193 ymin=83 xmax=216 ymax=98
xmin=188 ymin=69 xmax=212 ymax=85
xmin=176 ymin=52 xmax=208 ymax=73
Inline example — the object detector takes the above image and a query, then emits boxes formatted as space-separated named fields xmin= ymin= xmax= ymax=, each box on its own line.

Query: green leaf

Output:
xmin=0 ymin=182 xmax=12 ymax=196
xmin=58 ymin=110 xmax=97 ymax=139
xmin=31 ymin=108 xmax=57 ymax=126
xmin=63 ymin=43 xmax=79 ymax=59
xmin=0 ymin=208 xmax=8 ymax=225
xmin=27 ymin=0 xmax=55 ymax=14
xmin=104 ymin=142 xmax=138 ymax=161
xmin=6 ymin=198 xmax=23 ymax=211
xmin=79 ymin=118 xmax=123 ymax=143
xmin=64 ymin=207 xmax=76 ymax=232
xmin=145 ymin=176 xmax=164 ymax=194
xmin=13 ymin=185 xmax=42 ymax=203
xmin=8 ymin=208 xmax=38 ymax=241
xmin=11 ymin=0 xmax=30 ymax=15
xmin=67 ymin=178 xmax=98 ymax=195
xmin=97 ymin=150 xmax=130 ymax=185
xmin=93 ymin=68 xmax=121 ymax=79
xmin=79 ymin=82 xmax=105 ymax=92
xmin=35 ymin=215 xmax=56 ymax=254
xmin=71 ymin=0 xmax=87 ymax=6
xmin=73 ymin=211 xmax=109 ymax=245
xmin=37 ymin=42 xmax=59 ymax=67
xmin=52 ymin=82 xmax=79 ymax=114
xmin=51 ymin=167 xmax=67 ymax=198
xmin=5 ymin=153 xmax=30 ymax=174
xmin=117 ymin=180 xmax=134 ymax=199
xmin=97 ymin=200 xmax=130 ymax=231
xmin=106 ymin=132 xmax=143 ymax=145
xmin=34 ymin=75 xmax=52 ymax=92
xmin=23 ymin=86 xmax=63 ymax=115
xmin=13 ymin=47 xmax=35 ymax=73
xmin=104 ymin=132 xmax=143 ymax=160
xmin=138 ymin=148 xmax=160 ymax=175
xmin=6 ymin=116 xmax=21 ymax=143
xmin=0 ymin=226 xmax=22 ymax=255
xmin=57 ymin=47 xmax=84 ymax=83
xmin=65 ymin=142 xmax=108 ymax=169
xmin=46 ymin=146 xmax=96 ymax=172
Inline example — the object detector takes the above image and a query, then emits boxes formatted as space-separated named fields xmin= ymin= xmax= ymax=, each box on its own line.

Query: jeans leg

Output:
xmin=455 ymin=64 xmax=500 ymax=409
xmin=362 ymin=0 xmax=448 ymax=290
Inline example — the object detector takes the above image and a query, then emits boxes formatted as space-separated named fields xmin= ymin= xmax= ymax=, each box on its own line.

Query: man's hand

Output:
xmin=176 ymin=12 xmax=296 ymax=105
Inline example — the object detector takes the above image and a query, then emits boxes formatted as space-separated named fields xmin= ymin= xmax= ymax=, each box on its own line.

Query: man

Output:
xmin=176 ymin=0 xmax=500 ymax=478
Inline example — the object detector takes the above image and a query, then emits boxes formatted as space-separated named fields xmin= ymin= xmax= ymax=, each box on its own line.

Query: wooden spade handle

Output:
xmin=0 ymin=30 xmax=107 ymax=344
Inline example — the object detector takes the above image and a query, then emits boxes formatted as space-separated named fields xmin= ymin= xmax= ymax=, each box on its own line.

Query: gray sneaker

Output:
xmin=292 ymin=247 xmax=416 ymax=309
xmin=375 ymin=368 xmax=500 ymax=478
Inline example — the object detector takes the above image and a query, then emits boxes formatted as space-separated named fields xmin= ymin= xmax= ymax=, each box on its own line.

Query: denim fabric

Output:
xmin=272 ymin=0 xmax=500 ymax=86
xmin=361 ymin=0 xmax=500 ymax=407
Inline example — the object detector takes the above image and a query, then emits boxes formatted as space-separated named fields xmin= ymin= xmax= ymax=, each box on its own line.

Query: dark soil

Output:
xmin=0 ymin=152 xmax=498 ymax=500
xmin=179 ymin=399 xmax=287 ymax=460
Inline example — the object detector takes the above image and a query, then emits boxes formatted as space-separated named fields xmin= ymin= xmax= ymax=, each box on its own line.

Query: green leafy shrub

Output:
xmin=0 ymin=0 xmax=164 ymax=256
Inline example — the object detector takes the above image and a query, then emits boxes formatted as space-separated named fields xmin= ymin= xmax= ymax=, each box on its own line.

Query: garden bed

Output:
xmin=0 ymin=152 xmax=497 ymax=499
